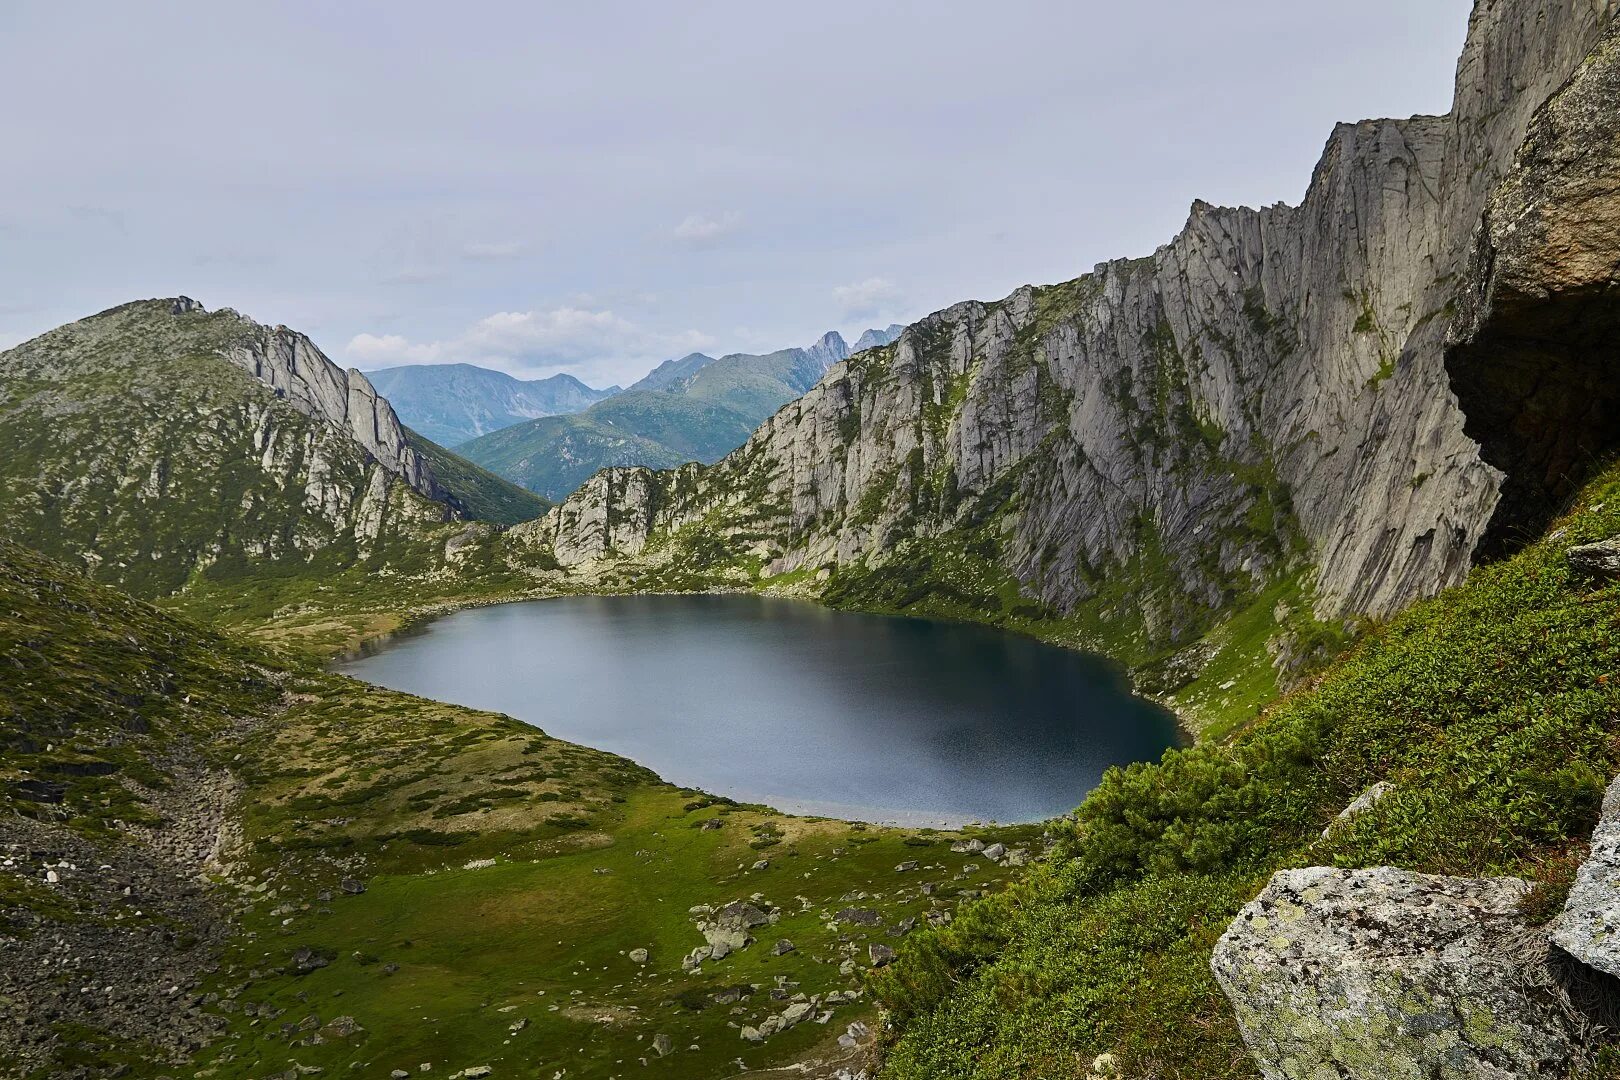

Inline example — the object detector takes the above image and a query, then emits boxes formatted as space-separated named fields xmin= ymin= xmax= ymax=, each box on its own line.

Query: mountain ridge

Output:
xmin=365 ymin=362 xmax=619 ymax=447
xmin=0 ymin=297 xmax=546 ymax=600
xmin=457 ymin=326 xmax=903 ymax=500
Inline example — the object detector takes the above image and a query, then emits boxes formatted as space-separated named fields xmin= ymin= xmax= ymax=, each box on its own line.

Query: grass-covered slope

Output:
xmin=870 ymin=460 xmax=1620 ymax=1078
xmin=0 ymin=538 xmax=276 ymax=837
xmin=404 ymin=428 xmax=549 ymax=525
xmin=206 ymin=686 xmax=1038 ymax=1080
xmin=462 ymin=390 xmax=755 ymax=500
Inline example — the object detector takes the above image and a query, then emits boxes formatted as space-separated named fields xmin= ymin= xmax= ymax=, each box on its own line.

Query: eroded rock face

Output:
xmin=218 ymin=308 xmax=439 ymax=500
xmin=1212 ymin=866 xmax=1579 ymax=1079
xmin=1448 ymin=12 xmax=1620 ymax=553
xmin=1553 ymin=774 xmax=1620 ymax=977
xmin=543 ymin=2 xmax=1616 ymax=643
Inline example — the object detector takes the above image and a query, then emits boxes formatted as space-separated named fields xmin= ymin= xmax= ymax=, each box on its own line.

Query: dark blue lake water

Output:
xmin=333 ymin=594 xmax=1180 ymax=825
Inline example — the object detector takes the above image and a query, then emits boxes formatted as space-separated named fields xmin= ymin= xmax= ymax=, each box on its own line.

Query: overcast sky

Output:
xmin=0 ymin=1 xmax=1473 ymax=387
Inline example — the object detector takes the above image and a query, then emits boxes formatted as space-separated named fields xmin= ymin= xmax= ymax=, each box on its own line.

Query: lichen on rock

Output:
xmin=1212 ymin=866 xmax=1581 ymax=1078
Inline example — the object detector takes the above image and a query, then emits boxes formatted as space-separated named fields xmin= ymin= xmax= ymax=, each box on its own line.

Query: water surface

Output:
xmin=334 ymin=594 xmax=1179 ymax=825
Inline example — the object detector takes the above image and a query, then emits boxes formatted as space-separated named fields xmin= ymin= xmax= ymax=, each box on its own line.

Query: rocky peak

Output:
xmin=852 ymin=324 xmax=905 ymax=353
xmin=805 ymin=330 xmax=850 ymax=371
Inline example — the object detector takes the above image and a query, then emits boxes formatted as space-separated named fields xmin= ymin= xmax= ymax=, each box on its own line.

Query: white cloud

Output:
xmin=345 ymin=306 xmax=714 ymax=385
xmin=461 ymin=240 xmax=526 ymax=261
xmin=672 ymin=210 xmax=743 ymax=246
xmin=832 ymin=277 xmax=900 ymax=319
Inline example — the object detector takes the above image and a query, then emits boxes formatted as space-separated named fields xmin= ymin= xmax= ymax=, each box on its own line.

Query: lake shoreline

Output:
xmin=332 ymin=592 xmax=1179 ymax=827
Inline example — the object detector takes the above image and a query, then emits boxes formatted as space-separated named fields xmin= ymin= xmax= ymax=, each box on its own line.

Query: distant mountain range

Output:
xmin=444 ymin=326 xmax=902 ymax=500
xmin=364 ymin=364 xmax=620 ymax=448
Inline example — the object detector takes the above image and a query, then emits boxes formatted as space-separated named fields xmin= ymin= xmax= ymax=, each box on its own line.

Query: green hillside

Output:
xmin=404 ymin=428 xmax=549 ymax=525
xmin=459 ymin=390 xmax=759 ymax=499
xmin=0 ymin=300 xmax=537 ymax=605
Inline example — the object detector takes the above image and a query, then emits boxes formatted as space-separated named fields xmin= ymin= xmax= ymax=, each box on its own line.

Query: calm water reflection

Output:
xmin=333 ymin=594 xmax=1180 ymax=825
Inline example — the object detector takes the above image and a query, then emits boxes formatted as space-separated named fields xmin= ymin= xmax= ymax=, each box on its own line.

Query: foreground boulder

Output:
xmin=1212 ymin=866 xmax=1578 ymax=1078
xmin=1553 ymin=774 xmax=1620 ymax=976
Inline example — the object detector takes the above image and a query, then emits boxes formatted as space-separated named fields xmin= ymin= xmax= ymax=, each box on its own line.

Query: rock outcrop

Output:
xmin=1212 ymin=866 xmax=1582 ymax=1078
xmin=536 ymin=1 xmax=1617 ymax=654
xmin=1553 ymin=773 xmax=1620 ymax=977
xmin=1448 ymin=11 xmax=1620 ymax=553
xmin=220 ymin=313 xmax=440 ymax=500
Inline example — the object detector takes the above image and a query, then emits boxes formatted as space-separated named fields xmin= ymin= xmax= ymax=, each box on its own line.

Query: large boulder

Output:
xmin=1212 ymin=866 xmax=1579 ymax=1078
xmin=1553 ymin=773 xmax=1620 ymax=976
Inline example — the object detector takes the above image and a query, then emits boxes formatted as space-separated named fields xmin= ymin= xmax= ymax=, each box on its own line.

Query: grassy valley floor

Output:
xmin=0 ymin=538 xmax=1037 ymax=1079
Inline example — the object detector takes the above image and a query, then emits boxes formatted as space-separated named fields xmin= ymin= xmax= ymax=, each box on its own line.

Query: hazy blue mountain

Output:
xmin=365 ymin=363 xmax=619 ymax=448
xmin=627 ymin=351 xmax=721 ymax=393
xmin=459 ymin=326 xmax=904 ymax=500
xmin=853 ymin=324 xmax=905 ymax=353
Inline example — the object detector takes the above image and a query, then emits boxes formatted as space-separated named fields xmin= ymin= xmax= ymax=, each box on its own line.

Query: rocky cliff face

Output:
xmin=1448 ymin=11 xmax=1620 ymax=554
xmin=535 ymin=1 xmax=1618 ymax=660
xmin=191 ymin=297 xmax=441 ymax=501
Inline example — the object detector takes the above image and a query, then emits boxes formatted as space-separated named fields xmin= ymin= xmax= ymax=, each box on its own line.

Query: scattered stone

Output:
xmin=837 ymin=1020 xmax=871 ymax=1050
xmin=1568 ymin=537 xmax=1620 ymax=578
xmin=868 ymin=944 xmax=895 ymax=967
xmin=771 ymin=939 xmax=795 ymax=956
xmin=1320 ymin=781 xmax=1393 ymax=838
xmin=752 ymin=859 xmax=770 ymax=871
xmin=289 ymin=948 xmax=330 ymax=975
xmin=338 ymin=877 xmax=366 ymax=895
xmin=463 ymin=1068 xmax=492 ymax=1079
xmin=981 ymin=843 xmax=1006 ymax=862
xmin=1212 ymin=866 xmax=1579 ymax=1078
xmin=833 ymin=907 xmax=881 ymax=926
xmin=651 ymin=1033 xmax=672 ymax=1057
xmin=740 ymin=1026 xmax=763 ymax=1043
xmin=699 ymin=819 xmax=724 ymax=831
xmin=628 ymin=948 xmax=649 ymax=965
xmin=895 ymin=860 xmax=918 ymax=872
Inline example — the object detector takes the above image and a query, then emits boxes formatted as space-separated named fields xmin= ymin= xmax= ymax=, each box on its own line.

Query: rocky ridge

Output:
xmin=530 ymin=1 xmax=1619 ymax=665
